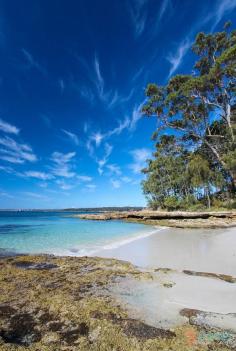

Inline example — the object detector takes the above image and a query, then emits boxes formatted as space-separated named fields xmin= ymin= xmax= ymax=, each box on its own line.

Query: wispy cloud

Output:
xmin=80 ymin=86 xmax=95 ymax=104
xmin=106 ymin=118 xmax=130 ymax=137
xmin=58 ymin=79 xmax=65 ymax=94
xmin=106 ymin=164 xmax=122 ymax=176
xmin=90 ymin=131 xmax=104 ymax=147
xmin=51 ymin=151 xmax=76 ymax=178
xmin=129 ymin=0 xmax=148 ymax=37
xmin=0 ymin=136 xmax=37 ymax=164
xmin=210 ymin=0 xmax=236 ymax=30
xmin=62 ymin=129 xmax=79 ymax=146
xmin=96 ymin=143 xmax=113 ymax=175
xmin=129 ymin=102 xmax=145 ymax=131
xmin=93 ymin=55 xmax=119 ymax=105
xmin=110 ymin=179 xmax=121 ymax=189
xmin=129 ymin=148 xmax=152 ymax=173
xmin=0 ymin=118 xmax=20 ymax=135
xmin=85 ymin=183 xmax=96 ymax=192
xmin=166 ymin=0 xmax=236 ymax=78
xmin=21 ymin=48 xmax=46 ymax=75
xmin=41 ymin=114 xmax=52 ymax=128
xmin=0 ymin=165 xmax=15 ymax=173
xmin=56 ymin=179 xmax=74 ymax=190
xmin=158 ymin=0 xmax=172 ymax=21
xmin=22 ymin=191 xmax=49 ymax=200
xmin=0 ymin=190 xmax=14 ymax=199
xmin=24 ymin=171 xmax=54 ymax=180
xmin=77 ymin=175 xmax=93 ymax=182
xmin=167 ymin=39 xmax=191 ymax=77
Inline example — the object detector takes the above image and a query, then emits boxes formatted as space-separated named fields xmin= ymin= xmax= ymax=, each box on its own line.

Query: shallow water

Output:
xmin=110 ymin=271 xmax=236 ymax=330
xmin=0 ymin=211 xmax=157 ymax=256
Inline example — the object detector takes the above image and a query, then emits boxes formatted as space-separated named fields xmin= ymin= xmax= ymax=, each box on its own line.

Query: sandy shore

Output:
xmin=95 ymin=226 xmax=236 ymax=275
xmin=94 ymin=226 xmax=236 ymax=334
xmin=1 ymin=227 xmax=236 ymax=349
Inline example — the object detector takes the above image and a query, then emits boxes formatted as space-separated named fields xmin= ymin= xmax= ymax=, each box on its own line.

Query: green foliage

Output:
xmin=142 ymin=24 xmax=236 ymax=210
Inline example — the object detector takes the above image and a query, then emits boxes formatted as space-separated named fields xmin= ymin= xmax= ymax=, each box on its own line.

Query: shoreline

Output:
xmin=1 ymin=247 xmax=236 ymax=350
xmin=1 ymin=223 xmax=236 ymax=349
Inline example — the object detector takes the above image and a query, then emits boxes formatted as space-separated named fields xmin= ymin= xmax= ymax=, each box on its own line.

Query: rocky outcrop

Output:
xmin=74 ymin=210 xmax=236 ymax=228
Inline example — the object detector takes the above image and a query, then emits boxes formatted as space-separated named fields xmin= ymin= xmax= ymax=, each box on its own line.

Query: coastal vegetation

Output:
xmin=142 ymin=23 xmax=236 ymax=210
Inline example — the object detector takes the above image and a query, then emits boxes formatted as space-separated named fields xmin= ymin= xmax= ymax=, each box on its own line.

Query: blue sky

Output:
xmin=0 ymin=0 xmax=236 ymax=209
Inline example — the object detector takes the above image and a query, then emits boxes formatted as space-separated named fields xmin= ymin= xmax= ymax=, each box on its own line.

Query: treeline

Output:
xmin=142 ymin=23 xmax=236 ymax=210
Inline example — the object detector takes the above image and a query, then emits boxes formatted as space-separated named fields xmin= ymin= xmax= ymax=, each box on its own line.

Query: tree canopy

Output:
xmin=142 ymin=24 xmax=236 ymax=210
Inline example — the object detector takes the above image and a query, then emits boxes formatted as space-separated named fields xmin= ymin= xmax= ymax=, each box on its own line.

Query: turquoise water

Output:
xmin=0 ymin=211 xmax=156 ymax=256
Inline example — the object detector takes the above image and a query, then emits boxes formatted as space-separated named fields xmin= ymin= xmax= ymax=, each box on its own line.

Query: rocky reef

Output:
xmin=0 ymin=254 xmax=235 ymax=350
xmin=75 ymin=210 xmax=236 ymax=228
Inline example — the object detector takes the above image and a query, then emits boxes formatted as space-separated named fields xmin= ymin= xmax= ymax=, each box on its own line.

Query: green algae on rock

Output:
xmin=0 ymin=254 xmax=234 ymax=351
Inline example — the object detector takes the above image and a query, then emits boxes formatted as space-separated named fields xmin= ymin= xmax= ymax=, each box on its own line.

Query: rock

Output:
xmin=163 ymin=282 xmax=175 ymax=288
xmin=73 ymin=210 xmax=236 ymax=228
xmin=183 ymin=270 xmax=236 ymax=283
xmin=118 ymin=318 xmax=176 ymax=340
xmin=88 ymin=326 xmax=101 ymax=342
xmin=0 ymin=312 xmax=41 ymax=346
xmin=13 ymin=261 xmax=58 ymax=270
xmin=41 ymin=332 xmax=60 ymax=344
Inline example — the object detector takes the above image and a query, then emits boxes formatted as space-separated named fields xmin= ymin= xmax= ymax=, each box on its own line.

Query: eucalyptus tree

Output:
xmin=142 ymin=24 xmax=236 ymax=193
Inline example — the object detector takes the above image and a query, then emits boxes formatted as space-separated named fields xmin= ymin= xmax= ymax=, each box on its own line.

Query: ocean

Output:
xmin=0 ymin=210 xmax=157 ymax=256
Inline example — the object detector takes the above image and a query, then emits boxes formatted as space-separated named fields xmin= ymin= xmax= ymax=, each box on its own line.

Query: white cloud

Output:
xmin=0 ymin=190 xmax=14 ymax=199
xmin=0 ymin=136 xmax=37 ymax=164
xmin=129 ymin=102 xmax=144 ymax=130
xmin=0 ymin=165 xmax=14 ymax=173
xmin=107 ymin=117 xmax=130 ymax=137
xmin=22 ymin=191 xmax=49 ymax=200
xmin=90 ymin=131 xmax=105 ymax=147
xmin=93 ymin=55 xmax=119 ymax=106
xmin=56 ymin=179 xmax=74 ymax=190
xmin=106 ymin=164 xmax=122 ymax=176
xmin=24 ymin=171 xmax=54 ymax=180
xmin=97 ymin=143 xmax=113 ymax=175
xmin=77 ymin=175 xmax=92 ymax=182
xmin=110 ymin=179 xmax=121 ymax=189
xmin=0 ymin=118 xmax=20 ymax=134
xmin=85 ymin=183 xmax=97 ymax=192
xmin=158 ymin=0 xmax=172 ymax=21
xmin=167 ymin=39 xmax=191 ymax=77
xmin=51 ymin=151 xmax=76 ymax=178
xmin=94 ymin=55 xmax=107 ymax=102
xmin=165 ymin=0 xmax=236 ymax=78
xmin=86 ymin=184 xmax=96 ymax=189
xmin=121 ymin=176 xmax=132 ymax=183
xmin=80 ymin=86 xmax=95 ymax=104
xmin=62 ymin=129 xmax=79 ymax=146
xmin=58 ymin=79 xmax=65 ymax=94
xmin=129 ymin=148 xmax=152 ymax=173
xmin=129 ymin=0 xmax=148 ymax=37
xmin=211 ymin=0 xmax=236 ymax=30
xmin=22 ymin=48 xmax=46 ymax=75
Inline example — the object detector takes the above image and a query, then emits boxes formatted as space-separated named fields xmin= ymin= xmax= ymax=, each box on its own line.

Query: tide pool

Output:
xmin=0 ymin=211 xmax=157 ymax=256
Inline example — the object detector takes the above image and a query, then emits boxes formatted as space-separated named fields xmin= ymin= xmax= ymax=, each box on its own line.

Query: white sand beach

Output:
xmin=96 ymin=227 xmax=236 ymax=275
xmin=96 ymin=226 xmax=236 ymax=331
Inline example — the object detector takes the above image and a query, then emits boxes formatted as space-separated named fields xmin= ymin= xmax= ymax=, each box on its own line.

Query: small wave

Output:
xmin=101 ymin=226 xmax=166 ymax=251
xmin=30 ymin=227 xmax=167 ymax=258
